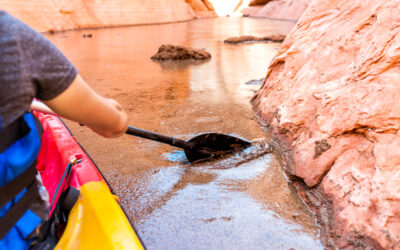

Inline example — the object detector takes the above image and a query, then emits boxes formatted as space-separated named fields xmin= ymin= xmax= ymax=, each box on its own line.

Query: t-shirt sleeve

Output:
xmin=16 ymin=18 xmax=78 ymax=101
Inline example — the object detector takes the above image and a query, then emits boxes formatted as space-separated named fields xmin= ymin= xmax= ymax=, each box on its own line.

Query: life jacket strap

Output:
xmin=0 ymin=176 xmax=38 ymax=239
xmin=0 ymin=116 xmax=30 ymax=154
xmin=0 ymin=162 xmax=37 ymax=208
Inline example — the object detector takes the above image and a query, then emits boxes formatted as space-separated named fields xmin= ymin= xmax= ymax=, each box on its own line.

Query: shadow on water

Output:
xmin=47 ymin=17 xmax=323 ymax=249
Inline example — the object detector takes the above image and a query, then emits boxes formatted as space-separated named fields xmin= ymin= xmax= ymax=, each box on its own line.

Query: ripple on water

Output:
xmin=162 ymin=150 xmax=188 ymax=163
xmin=109 ymin=141 xmax=323 ymax=249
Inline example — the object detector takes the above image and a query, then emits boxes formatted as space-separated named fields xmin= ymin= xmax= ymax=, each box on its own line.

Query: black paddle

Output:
xmin=126 ymin=126 xmax=252 ymax=162
xmin=30 ymin=100 xmax=252 ymax=162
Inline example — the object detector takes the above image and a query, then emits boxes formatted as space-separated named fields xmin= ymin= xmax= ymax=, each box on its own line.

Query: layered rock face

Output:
xmin=252 ymin=0 xmax=400 ymax=248
xmin=184 ymin=0 xmax=216 ymax=17
xmin=0 ymin=0 xmax=196 ymax=32
xmin=224 ymin=34 xmax=285 ymax=44
xmin=243 ymin=0 xmax=311 ymax=20
xmin=249 ymin=0 xmax=273 ymax=6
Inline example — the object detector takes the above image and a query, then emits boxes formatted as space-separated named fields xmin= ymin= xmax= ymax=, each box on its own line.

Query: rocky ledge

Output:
xmin=224 ymin=34 xmax=285 ymax=44
xmin=242 ymin=0 xmax=311 ymax=20
xmin=252 ymin=0 xmax=400 ymax=249
xmin=151 ymin=44 xmax=211 ymax=60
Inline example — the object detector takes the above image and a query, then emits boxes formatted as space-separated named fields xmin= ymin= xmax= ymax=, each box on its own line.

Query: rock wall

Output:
xmin=249 ymin=0 xmax=273 ymax=6
xmin=0 ymin=0 xmax=196 ymax=32
xmin=185 ymin=0 xmax=211 ymax=11
xmin=252 ymin=0 xmax=400 ymax=248
xmin=184 ymin=0 xmax=216 ymax=18
xmin=243 ymin=0 xmax=311 ymax=20
xmin=202 ymin=0 xmax=214 ymax=11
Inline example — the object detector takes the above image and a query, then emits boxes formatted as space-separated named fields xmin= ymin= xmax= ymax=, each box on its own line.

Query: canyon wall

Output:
xmin=252 ymin=0 xmax=400 ymax=248
xmin=243 ymin=0 xmax=311 ymax=20
xmin=0 ymin=0 xmax=196 ymax=32
xmin=184 ymin=0 xmax=216 ymax=18
xmin=249 ymin=0 xmax=273 ymax=6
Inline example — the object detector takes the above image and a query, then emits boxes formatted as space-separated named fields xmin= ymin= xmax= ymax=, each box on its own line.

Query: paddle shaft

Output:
xmin=31 ymin=100 xmax=215 ymax=156
xmin=126 ymin=126 xmax=194 ymax=150
xmin=126 ymin=127 xmax=217 ymax=157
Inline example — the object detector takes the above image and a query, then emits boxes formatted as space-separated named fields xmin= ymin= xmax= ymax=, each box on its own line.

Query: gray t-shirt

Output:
xmin=0 ymin=11 xmax=78 ymax=130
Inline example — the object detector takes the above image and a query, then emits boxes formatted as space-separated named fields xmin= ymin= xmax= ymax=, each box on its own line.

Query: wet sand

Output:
xmin=47 ymin=17 xmax=323 ymax=249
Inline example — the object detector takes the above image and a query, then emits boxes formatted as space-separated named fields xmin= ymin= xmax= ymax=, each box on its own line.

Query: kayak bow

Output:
xmin=34 ymin=111 xmax=144 ymax=249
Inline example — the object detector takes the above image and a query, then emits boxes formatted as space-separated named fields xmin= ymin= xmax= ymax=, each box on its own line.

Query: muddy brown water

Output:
xmin=47 ymin=17 xmax=323 ymax=249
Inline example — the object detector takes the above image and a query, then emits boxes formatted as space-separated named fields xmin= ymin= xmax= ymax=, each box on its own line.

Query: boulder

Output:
xmin=252 ymin=0 xmax=400 ymax=248
xmin=224 ymin=34 xmax=285 ymax=44
xmin=151 ymin=44 xmax=211 ymax=60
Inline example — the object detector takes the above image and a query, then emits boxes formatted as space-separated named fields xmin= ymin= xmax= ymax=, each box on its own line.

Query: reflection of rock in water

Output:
xmin=151 ymin=44 xmax=211 ymax=60
xmin=224 ymin=34 xmax=285 ymax=44
xmin=156 ymin=59 xmax=209 ymax=71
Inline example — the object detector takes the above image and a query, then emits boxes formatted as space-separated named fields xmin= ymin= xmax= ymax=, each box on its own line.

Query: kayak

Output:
xmin=33 ymin=111 xmax=144 ymax=249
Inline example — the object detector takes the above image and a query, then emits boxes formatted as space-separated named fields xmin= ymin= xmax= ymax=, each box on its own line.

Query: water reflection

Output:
xmin=112 ymin=143 xmax=323 ymax=249
xmin=46 ymin=17 xmax=321 ymax=249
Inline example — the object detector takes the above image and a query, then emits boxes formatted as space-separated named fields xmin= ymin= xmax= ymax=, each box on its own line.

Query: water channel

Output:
xmin=47 ymin=17 xmax=324 ymax=249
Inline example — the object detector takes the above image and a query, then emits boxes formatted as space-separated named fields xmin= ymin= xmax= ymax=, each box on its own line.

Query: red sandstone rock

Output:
xmin=1 ymin=0 xmax=196 ymax=33
xmin=224 ymin=34 xmax=285 ymax=44
xmin=201 ymin=0 xmax=214 ymax=11
xmin=252 ymin=0 xmax=400 ymax=248
xmin=151 ymin=44 xmax=211 ymax=60
xmin=184 ymin=0 xmax=217 ymax=18
xmin=242 ymin=6 xmax=264 ymax=17
xmin=243 ymin=0 xmax=311 ymax=20
xmin=249 ymin=0 xmax=273 ymax=6
xmin=185 ymin=0 xmax=208 ymax=11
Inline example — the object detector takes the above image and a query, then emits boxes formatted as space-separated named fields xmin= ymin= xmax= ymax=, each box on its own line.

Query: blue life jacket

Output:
xmin=0 ymin=113 xmax=43 ymax=250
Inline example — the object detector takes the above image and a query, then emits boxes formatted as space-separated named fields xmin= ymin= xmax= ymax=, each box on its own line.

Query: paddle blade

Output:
xmin=184 ymin=133 xmax=252 ymax=162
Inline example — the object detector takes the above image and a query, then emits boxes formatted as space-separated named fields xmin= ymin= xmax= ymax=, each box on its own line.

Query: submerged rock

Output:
xmin=151 ymin=44 xmax=211 ymax=60
xmin=224 ymin=35 xmax=285 ymax=44
xmin=252 ymin=0 xmax=400 ymax=248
